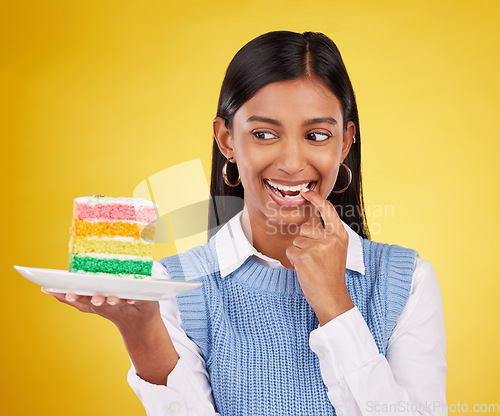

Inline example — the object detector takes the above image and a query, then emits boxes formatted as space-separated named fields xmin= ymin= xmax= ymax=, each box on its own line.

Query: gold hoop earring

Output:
xmin=222 ymin=158 xmax=241 ymax=187
xmin=331 ymin=162 xmax=352 ymax=194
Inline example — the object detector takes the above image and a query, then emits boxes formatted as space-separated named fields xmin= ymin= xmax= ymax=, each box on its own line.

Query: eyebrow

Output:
xmin=246 ymin=115 xmax=338 ymax=126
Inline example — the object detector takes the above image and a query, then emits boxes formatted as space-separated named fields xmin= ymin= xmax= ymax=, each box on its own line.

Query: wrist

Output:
xmin=117 ymin=313 xmax=164 ymax=341
xmin=314 ymin=290 xmax=354 ymax=326
xmin=118 ymin=314 xmax=179 ymax=385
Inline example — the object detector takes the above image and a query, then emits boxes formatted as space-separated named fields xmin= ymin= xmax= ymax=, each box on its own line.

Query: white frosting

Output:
xmin=84 ymin=236 xmax=155 ymax=243
xmin=85 ymin=236 xmax=141 ymax=243
xmin=75 ymin=253 xmax=152 ymax=262
xmin=75 ymin=196 xmax=158 ymax=209
xmin=75 ymin=218 xmax=157 ymax=226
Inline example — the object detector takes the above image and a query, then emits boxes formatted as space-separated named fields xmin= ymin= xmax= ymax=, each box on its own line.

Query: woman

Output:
xmin=47 ymin=31 xmax=447 ymax=415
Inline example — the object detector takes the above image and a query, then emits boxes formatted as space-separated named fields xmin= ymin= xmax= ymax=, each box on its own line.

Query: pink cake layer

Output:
xmin=74 ymin=201 xmax=156 ymax=223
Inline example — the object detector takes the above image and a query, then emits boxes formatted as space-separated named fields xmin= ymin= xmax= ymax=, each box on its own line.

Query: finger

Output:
xmin=42 ymin=289 xmax=94 ymax=313
xmin=41 ymin=287 xmax=52 ymax=295
xmin=292 ymin=236 xmax=318 ymax=249
xmin=65 ymin=293 xmax=80 ymax=303
xmin=299 ymin=217 xmax=326 ymax=239
xmin=300 ymin=188 xmax=342 ymax=234
xmin=42 ymin=288 xmax=67 ymax=302
xmin=106 ymin=296 xmax=125 ymax=306
xmin=127 ymin=299 xmax=157 ymax=310
xmin=90 ymin=295 xmax=106 ymax=306
xmin=285 ymin=245 xmax=314 ymax=270
xmin=285 ymin=245 xmax=300 ymax=268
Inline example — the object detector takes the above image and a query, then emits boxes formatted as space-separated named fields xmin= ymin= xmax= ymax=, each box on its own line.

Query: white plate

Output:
xmin=14 ymin=265 xmax=202 ymax=301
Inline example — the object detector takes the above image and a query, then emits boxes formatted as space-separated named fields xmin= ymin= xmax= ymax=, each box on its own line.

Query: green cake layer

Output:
xmin=69 ymin=254 xmax=152 ymax=278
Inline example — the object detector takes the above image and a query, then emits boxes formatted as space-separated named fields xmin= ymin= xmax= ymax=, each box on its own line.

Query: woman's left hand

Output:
xmin=285 ymin=188 xmax=355 ymax=326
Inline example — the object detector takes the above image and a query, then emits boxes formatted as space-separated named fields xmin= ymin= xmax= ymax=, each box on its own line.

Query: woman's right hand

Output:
xmin=41 ymin=289 xmax=161 ymax=336
xmin=43 ymin=289 xmax=179 ymax=385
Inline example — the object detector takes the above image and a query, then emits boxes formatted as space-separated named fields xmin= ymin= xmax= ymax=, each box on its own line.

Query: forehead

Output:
xmin=234 ymin=77 xmax=343 ymax=123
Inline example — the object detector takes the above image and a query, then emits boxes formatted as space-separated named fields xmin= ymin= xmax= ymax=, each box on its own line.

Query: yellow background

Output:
xmin=1 ymin=0 xmax=499 ymax=414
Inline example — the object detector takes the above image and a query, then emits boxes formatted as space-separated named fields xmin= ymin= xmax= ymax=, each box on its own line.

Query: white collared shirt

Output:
xmin=128 ymin=211 xmax=447 ymax=416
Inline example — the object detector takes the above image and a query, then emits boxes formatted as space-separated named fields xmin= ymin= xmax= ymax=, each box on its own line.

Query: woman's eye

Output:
xmin=307 ymin=132 xmax=330 ymax=142
xmin=253 ymin=131 xmax=276 ymax=140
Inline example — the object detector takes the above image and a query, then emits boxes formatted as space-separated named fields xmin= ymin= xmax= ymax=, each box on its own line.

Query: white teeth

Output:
xmin=268 ymin=183 xmax=303 ymax=199
xmin=266 ymin=179 xmax=311 ymax=192
xmin=270 ymin=186 xmax=282 ymax=197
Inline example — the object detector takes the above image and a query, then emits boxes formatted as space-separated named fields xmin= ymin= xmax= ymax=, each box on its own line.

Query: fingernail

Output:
xmin=301 ymin=188 xmax=310 ymax=193
xmin=91 ymin=300 xmax=103 ymax=306
xmin=107 ymin=300 xmax=116 ymax=306
xmin=127 ymin=300 xmax=136 ymax=305
xmin=66 ymin=297 xmax=76 ymax=302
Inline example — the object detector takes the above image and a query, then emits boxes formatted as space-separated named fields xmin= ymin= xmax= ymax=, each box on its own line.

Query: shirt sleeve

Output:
xmin=127 ymin=261 xmax=221 ymax=416
xmin=309 ymin=258 xmax=448 ymax=416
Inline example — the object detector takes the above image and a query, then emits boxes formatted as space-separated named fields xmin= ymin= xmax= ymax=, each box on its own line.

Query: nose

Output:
xmin=276 ymin=137 xmax=307 ymax=176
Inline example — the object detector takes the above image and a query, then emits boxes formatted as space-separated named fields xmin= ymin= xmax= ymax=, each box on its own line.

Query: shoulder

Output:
xmin=409 ymin=257 xmax=442 ymax=299
xmin=359 ymin=238 xmax=420 ymax=320
xmin=359 ymin=237 xmax=420 ymax=279
xmin=360 ymin=238 xmax=440 ymax=294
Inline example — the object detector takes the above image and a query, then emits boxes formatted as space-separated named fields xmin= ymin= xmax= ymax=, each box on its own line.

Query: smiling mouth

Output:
xmin=264 ymin=179 xmax=317 ymax=199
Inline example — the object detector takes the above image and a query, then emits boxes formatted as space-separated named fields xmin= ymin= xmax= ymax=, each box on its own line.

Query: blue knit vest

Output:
xmin=160 ymin=235 xmax=418 ymax=416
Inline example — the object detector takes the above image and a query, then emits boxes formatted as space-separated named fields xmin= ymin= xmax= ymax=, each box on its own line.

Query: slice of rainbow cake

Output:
xmin=69 ymin=195 xmax=157 ymax=279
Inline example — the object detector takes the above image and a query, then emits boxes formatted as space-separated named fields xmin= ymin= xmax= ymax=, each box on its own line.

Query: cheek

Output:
xmin=315 ymin=154 xmax=341 ymax=189
xmin=235 ymin=146 xmax=274 ymax=184
xmin=239 ymin=160 xmax=267 ymax=188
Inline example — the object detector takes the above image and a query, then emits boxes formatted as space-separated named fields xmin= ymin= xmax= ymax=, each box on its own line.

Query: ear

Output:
xmin=341 ymin=121 xmax=356 ymax=162
xmin=213 ymin=117 xmax=235 ymax=160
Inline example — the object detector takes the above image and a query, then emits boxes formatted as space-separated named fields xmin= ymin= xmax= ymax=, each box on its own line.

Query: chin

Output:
xmin=264 ymin=208 xmax=312 ymax=229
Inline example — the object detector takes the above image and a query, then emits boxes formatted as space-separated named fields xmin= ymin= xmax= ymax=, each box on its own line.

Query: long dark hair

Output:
xmin=208 ymin=31 xmax=370 ymax=240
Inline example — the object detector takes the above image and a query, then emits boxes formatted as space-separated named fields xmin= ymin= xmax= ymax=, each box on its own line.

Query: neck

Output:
xmin=240 ymin=207 xmax=302 ymax=270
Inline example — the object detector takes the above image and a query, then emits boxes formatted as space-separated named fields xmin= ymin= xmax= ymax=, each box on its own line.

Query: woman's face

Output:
xmin=217 ymin=76 xmax=355 ymax=229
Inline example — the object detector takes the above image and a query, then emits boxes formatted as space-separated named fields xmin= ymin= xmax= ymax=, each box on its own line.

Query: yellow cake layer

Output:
xmin=71 ymin=219 xmax=155 ymax=241
xmin=69 ymin=236 xmax=154 ymax=257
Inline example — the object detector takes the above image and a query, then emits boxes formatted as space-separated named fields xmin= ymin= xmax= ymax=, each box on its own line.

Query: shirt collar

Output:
xmin=215 ymin=210 xmax=365 ymax=278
